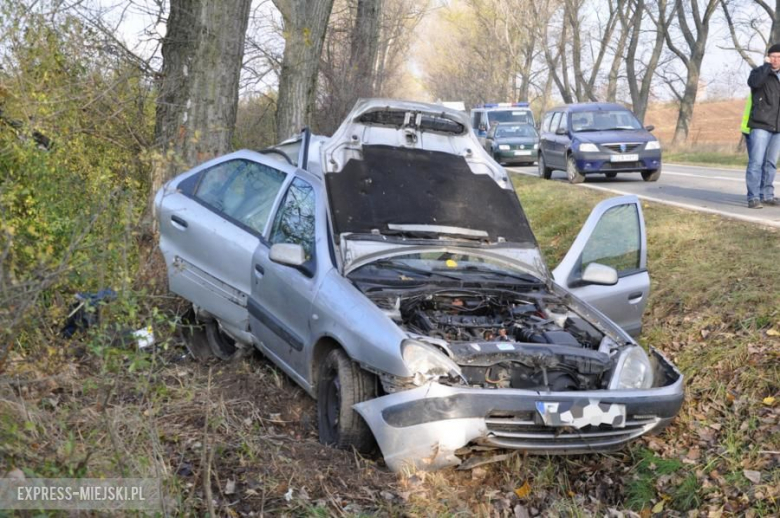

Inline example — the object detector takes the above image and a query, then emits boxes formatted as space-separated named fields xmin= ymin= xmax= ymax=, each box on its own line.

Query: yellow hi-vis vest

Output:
xmin=742 ymin=96 xmax=752 ymax=135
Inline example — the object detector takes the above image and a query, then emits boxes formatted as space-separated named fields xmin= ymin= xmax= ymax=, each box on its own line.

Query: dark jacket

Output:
xmin=748 ymin=63 xmax=780 ymax=132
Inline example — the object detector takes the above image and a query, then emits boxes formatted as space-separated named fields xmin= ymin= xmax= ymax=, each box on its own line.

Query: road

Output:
xmin=507 ymin=162 xmax=780 ymax=229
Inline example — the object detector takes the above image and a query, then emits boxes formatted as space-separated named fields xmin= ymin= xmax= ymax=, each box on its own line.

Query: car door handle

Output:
xmin=628 ymin=291 xmax=644 ymax=303
xmin=170 ymin=215 xmax=188 ymax=229
xmin=254 ymin=264 xmax=264 ymax=276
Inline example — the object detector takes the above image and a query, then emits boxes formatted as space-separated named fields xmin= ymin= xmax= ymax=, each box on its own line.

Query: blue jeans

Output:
xmin=746 ymin=128 xmax=780 ymax=201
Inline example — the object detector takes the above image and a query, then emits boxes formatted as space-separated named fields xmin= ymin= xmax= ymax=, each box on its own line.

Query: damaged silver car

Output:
xmin=155 ymin=99 xmax=683 ymax=472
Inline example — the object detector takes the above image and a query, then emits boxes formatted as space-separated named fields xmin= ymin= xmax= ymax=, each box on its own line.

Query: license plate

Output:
xmin=610 ymin=154 xmax=639 ymax=162
xmin=514 ymin=150 xmax=532 ymax=156
xmin=536 ymin=400 xmax=626 ymax=429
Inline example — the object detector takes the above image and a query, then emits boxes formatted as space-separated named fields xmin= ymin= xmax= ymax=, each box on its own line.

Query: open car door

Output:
xmin=552 ymin=195 xmax=649 ymax=337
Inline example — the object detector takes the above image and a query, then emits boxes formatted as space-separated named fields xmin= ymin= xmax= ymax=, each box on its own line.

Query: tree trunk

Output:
xmin=349 ymin=0 xmax=383 ymax=100
xmin=151 ymin=0 xmax=252 ymax=208
xmin=668 ymin=0 xmax=718 ymax=143
xmin=672 ymin=52 xmax=703 ymax=143
xmin=274 ymin=0 xmax=336 ymax=141
xmin=772 ymin=0 xmax=780 ymax=43
xmin=625 ymin=0 xmax=666 ymax=123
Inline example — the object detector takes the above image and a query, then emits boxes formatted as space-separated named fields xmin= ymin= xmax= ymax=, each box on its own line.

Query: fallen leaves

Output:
xmin=742 ymin=470 xmax=761 ymax=484
xmin=514 ymin=480 xmax=532 ymax=499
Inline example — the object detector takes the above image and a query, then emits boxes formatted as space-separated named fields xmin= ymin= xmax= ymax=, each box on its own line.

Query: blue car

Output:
xmin=537 ymin=103 xmax=662 ymax=183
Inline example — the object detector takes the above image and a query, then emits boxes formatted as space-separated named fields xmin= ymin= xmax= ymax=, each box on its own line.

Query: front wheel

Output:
xmin=566 ymin=155 xmax=586 ymax=184
xmin=204 ymin=320 xmax=242 ymax=360
xmin=538 ymin=153 xmax=552 ymax=179
xmin=642 ymin=168 xmax=661 ymax=182
xmin=317 ymin=349 xmax=376 ymax=453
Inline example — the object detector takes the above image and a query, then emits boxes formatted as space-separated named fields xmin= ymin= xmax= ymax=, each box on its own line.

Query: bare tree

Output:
xmin=273 ymin=0 xmax=336 ymax=140
xmin=622 ymin=0 xmax=669 ymax=121
xmin=153 ymin=0 xmax=252 ymax=202
xmin=663 ymin=0 xmax=719 ymax=143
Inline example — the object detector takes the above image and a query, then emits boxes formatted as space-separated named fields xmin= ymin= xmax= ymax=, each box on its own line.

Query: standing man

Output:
xmin=745 ymin=44 xmax=780 ymax=208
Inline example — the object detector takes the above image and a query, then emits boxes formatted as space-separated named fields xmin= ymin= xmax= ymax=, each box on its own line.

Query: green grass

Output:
xmin=663 ymin=142 xmax=748 ymax=168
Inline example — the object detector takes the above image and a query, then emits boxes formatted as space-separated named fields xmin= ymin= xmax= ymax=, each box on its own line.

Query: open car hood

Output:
xmin=320 ymin=99 xmax=542 ymax=271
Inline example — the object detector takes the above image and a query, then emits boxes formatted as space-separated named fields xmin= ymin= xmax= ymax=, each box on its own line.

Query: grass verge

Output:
xmin=663 ymin=142 xmax=748 ymax=168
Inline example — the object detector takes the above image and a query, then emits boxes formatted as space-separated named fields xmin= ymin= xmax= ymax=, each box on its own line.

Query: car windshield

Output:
xmin=495 ymin=124 xmax=537 ymax=138
xmin=571 ymin=110 xmax=643 ymax=132
xmin=487 ymin=110 xmax=533 ymax=125
xmin=350 ymin=251 xmax=541 ymax=284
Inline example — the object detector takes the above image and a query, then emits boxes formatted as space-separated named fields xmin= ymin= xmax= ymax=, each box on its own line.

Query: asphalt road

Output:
xmin=507 ymin=162 xmax=780 ymax=229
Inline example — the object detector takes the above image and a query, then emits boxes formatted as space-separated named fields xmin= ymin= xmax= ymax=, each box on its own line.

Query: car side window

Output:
xmin=270 ymin=177 xmax=316 ymax=263
xmin=541 ymin=113 xmax=553 ymax=133
xmin=580 ymin=204 xmax=641 ymax=275
xmin=558 ymin=113 xmax=568 ymax=132
xmin=550 ymin=112 xmax=562 ymax=132
xmin=195 ymin=159 xmax=287 ymax=234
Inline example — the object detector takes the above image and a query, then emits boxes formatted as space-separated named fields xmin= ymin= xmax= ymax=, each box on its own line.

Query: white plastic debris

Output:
xmin=133 ymin=326 xmax=155 ymax=349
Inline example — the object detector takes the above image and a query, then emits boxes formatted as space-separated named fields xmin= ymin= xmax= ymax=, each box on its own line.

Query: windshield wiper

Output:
xmin=455 ymin=265 xmax=543 ymax=285
xmin=369 ymin=260 xmax=463 ymax=280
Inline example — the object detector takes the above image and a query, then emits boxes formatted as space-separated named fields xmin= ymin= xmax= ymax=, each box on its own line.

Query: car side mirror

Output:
xmin=555 ymin=128 xmax=567 ymax=136
xmin=269 ymin=243 xmax=306 ymax=267
xmin=579 ymin=262 xmax=618 ymax=286
xmin=645 ymin=125 xmax=655 ymax=132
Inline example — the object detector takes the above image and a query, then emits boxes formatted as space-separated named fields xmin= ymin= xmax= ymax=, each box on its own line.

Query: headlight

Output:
xmin=534 ymin=143 xmax=539 ymax=149
xmin=645 ymin=140 xmax=661 ymax=150
xmin=498 ymin=144 xmax=510 ymax=150
xmin=402 ymin=339 xmax=462 ymax=384
xmin=579 ymin=143 xmax=599 ymax=152
xmin=609 ymin=346 xmax=654 ymax=390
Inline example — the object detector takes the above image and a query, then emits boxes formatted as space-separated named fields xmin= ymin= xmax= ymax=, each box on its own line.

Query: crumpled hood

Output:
xmin=320 ymin=99 xmax=542 ymax=271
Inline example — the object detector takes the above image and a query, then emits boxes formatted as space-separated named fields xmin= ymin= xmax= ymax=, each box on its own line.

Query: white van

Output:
xmin=471 ymin=102 xmax=535 ymax=146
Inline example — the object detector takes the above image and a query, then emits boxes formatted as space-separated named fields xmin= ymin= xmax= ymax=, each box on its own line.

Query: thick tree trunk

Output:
xmin=349 ymin=0 xmax=383 ymax=100
xmin=152 ymin=0 xmax=252 ymax=203
xmin=274 ymin=0 xmax=336 ymax=141
xmin=772 ymin=0 xmax=780 ymax=43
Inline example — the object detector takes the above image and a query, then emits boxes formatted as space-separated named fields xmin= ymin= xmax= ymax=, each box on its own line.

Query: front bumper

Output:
xmin=355 ymin=348 xmax=683 ymax=472
xmin=495 ymin=149 xmax=536 ymax=164
xmin=575 ymin=151 xmax=661 ymax=174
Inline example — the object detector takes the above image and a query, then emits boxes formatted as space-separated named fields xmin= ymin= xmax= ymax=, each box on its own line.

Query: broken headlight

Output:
xmin=609 ymin=346 xmax=654 ymax=390
xmin=401 ymin=339 xmax=462 ymax=385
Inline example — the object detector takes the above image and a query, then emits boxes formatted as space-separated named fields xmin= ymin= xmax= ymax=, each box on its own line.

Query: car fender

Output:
xmin=307 ymin=269 xmax=411 ymax=381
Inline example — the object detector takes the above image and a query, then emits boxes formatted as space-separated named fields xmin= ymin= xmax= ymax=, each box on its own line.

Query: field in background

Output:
xmin=644 ymin=99 xmax=748 ymax=167
xmin=644 ymin=99 xmax=746 ymax=146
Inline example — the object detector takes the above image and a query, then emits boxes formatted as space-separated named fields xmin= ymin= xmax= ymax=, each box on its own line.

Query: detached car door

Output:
xmin=552 ymin=195 xmax=649 ymax=337
xmin=156 ymin=152 xmax=294 ymax=331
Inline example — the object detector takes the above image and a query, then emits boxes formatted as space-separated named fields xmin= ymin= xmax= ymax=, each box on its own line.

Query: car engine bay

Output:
xmin=366 ymin=287 xmax=617 ymax=392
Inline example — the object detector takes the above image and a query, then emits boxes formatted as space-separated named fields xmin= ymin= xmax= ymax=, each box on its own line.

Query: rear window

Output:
xmin=358 ymin=110 xmax=465 ymax=134
xmin=487 ymin=110 xmax=534 ymax=126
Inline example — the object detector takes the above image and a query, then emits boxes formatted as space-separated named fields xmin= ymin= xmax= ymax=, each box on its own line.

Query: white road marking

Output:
xmin=665 ymin=162 xmax=743 ymax=172
xmin=662 ymin=171 xmax=743 ymax=182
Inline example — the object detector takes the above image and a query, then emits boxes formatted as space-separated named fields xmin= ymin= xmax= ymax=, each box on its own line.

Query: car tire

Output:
xmin=538 ymin=153 xmax=552 ymax=179
xmin=605 ymin=172 xmax=618 ymax=179
xmin=317 ymin=348 xmax=376 ymax=453
xmin=179 ymin=307 xmax=214 ymax=362
xmin=204 ymin=320 xmax=242 ymax=360
xmin=642 ymin=168 xmax=661 ymax=182
xmin=566 ymin=155 xmax=586 ymax=184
